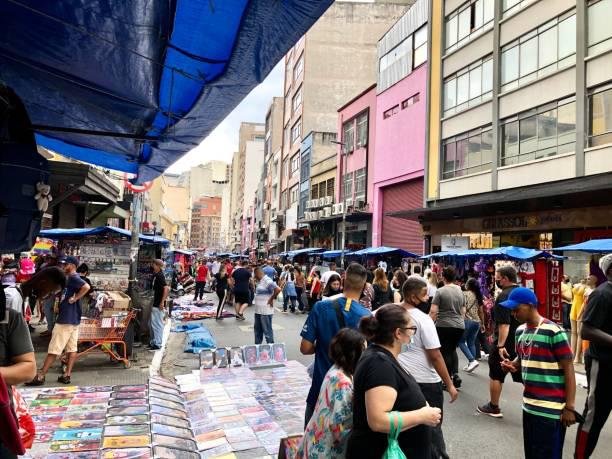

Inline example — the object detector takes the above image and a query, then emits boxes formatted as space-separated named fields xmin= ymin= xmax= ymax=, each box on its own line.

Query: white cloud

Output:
xmin=167 ymin=60 xmax=284 ymax=173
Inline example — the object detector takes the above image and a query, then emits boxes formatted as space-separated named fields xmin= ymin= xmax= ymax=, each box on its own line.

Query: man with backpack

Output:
xmin=300 ymin=262 xmax=371 ymax=427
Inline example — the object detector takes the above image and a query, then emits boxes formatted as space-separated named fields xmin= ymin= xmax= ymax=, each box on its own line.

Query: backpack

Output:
xmin=0 ymin=85 xmax=49 ymax=253
xmin=372 ymin=284 xmax=394 ymax=311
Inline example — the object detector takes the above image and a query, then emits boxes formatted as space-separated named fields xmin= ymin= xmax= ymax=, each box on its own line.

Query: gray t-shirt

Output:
xmin=432 ymin=284 xmax=465 ymax=329
xmin=398 ymin=307 xmax=442 ymax=383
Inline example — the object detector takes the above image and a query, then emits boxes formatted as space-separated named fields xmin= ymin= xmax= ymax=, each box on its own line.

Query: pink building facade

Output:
xmin=371 ymin=65 xmax=427 ymax=254
xmin=335 ymin=84 xmax=377 ymax=250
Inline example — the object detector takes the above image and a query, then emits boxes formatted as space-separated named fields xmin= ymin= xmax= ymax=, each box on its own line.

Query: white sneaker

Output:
xmin=466 ymin=360 xmax=480 ymax=373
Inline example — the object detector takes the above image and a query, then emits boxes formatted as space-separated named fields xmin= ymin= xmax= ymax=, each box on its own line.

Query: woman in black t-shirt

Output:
xmin=347 ymin=304 xmax=441 ymax=459
xmin=214 ymin=265 xmax=230 ymax=320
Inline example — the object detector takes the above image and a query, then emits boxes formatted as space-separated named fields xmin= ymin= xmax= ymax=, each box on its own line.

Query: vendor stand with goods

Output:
xmin=38 ymin=226 xmax=170 ymax=364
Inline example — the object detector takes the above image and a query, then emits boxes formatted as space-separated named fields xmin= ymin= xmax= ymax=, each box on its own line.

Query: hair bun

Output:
xmin=359 ymin=314 xmax=378 ymax=339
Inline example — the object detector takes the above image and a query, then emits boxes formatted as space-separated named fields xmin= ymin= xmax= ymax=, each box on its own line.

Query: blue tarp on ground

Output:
xmin=1 ymin=1 xmax=334 ymax=182
xmin=552 ymin=239 xmax=612 ymax=253
xmin=40 ymin=226 xmax=170 ymax=246
xmin=173 ymin=322 xmax=216 ymax=353
xmin=350 ymin=246 xmax=419 ymax=258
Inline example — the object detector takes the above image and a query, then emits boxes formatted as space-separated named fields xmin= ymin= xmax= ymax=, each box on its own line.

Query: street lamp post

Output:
xmin=331 ymin=140 xmax=348 ymax=268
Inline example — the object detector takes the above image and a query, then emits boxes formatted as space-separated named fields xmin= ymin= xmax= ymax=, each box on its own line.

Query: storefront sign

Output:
xmin=441 ymin=236 xmax=469 ymax=251
xmin=482 ymin=214 xmax=563 ymax=231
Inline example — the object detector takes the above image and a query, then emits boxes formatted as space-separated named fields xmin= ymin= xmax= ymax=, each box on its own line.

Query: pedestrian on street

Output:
xmin=398 ymin=278 xmax=458 ymax=459
xmin=294 ymin=265 xmax=306 ymax=313
xmin=300 ymin=262 xmax=371 ymax=427
xmin=392 ymin=269 xmax=408 ymax=303
xmin=320 ymin=261 xmax=339 ymax=291
xmin=499 ymin=287 xmax=576 ymax=459
xmin=26 ymin=257 xmax=90 ymax=385
xmin=280 ymin=266 xmax=298 ymax=313
xmin=430 ymin=266 xmax=465 ymax=389
xmin=575 ymin=254 xmax=612 ymax=458
xmin=561 ymin=274 xmax=573 ymax=330
xmin=230 ymin=260 xmax=251 ymax=321
xmin=262 ymin=259 xmax=276 ymax=281
xmin=194 ymin=260 xmax=209 ymax=301
xmin=148 ymin=259 xmax=169 ymax=351
xmin=252 ymin=266 xmax=281 ymax=344
xmin=371 ymin=268 xmax=394 ymax=311
xmin=321 ymin=273 xmax=343 ymax=299
xmin=308 ymin=270 xmax=322 ymax=311
xmin=346 ymin=303 xmax=441 ymax=459
xmin=570 ymin=278 xmax=587 ymax=364
xmin=214 ymin=265 xmax=230 ymax=320
xmin=459 ymin=278 xmax=485 ymax=373
xmin=297 ymin=328 xmax=366 ymax=458
xmin=478 ymin=265 xmax=521 ymax=418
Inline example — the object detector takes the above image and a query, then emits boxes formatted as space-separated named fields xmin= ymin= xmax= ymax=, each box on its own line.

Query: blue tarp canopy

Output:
xmin=320 ymin=250 xmax=351 ymax=260
xmin=552 ymin=239 xmax=612 ymax=253
xmin=350 ymin=246 xmax=419 ymax=258
xmin=40 ymin=226 xmax=170 ymax=246
xmin=1 ymin=1 xmax=334 ymax=182
xmin=286 ymin=248 xmax=324 ymax=258
xmin=420 ymin=246 xmax=559 ymax=261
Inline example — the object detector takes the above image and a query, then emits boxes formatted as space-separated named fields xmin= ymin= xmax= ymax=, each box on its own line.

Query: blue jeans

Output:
xmin=459 ymin=319 xmax=480 ymax=362
xmin=150 ymin=307 xmax=165 ymax=347
xmin=523 ymin=410 xmax=565 ymax=459
xmin=254 ymin=313 xmax=274 ymax=344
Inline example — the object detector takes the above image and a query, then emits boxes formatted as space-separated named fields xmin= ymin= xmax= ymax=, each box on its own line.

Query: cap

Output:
xmin=599 ymin=254 xmax=612 ymax=276
xmin=500 ymin=287 xmax=538 ymax=310
xmin=60 ymin=256 xmax=79 ymax=266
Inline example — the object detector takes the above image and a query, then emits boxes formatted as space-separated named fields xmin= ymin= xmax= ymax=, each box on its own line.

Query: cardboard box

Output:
xmin=106 ymin=291 xmax=131 ymax=310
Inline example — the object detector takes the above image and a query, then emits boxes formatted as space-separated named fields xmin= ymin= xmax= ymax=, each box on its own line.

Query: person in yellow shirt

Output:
xmin=570 ymin=279 xmax=586 ymax=364
xmin=561 ymin=275 xmax=573 ymax=330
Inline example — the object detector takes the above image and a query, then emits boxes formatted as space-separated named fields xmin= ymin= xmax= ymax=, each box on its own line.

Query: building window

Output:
xmin=500 ymin=11 xmax=576 ymax=93
xmin=311 ymin=183 xmax=319 ymax=200
xmin=291 ymin=118 xmax=302 ymax=144
xmin=343 ymin=173 xmax=353 ymax=201
xmin=502 ymin=0 xmax=537 ymax=17
xmin=379 ymin=36 xmax=412 ymax=74
xmin=443 ymin=56 xmax=492 ymax=116
xmin=588 ymin=0 xmax=612 ymax=55
xmin=402 ymin=93 xmax=420 ymax=109
xmin=354 ymin=168 xmax=366 ymax=201
xmin=292 ymin=86 xmax=303 ymax=114
xmin=282 ymin=158 xmax=289 ymax=181
xmin=290 ymin=154 xmax=300 ymax=176
xmin=500 ymin=97 xmax=576 ymax=166
xmin=442 ymin=126 xmax=493 ymax=179
xmin=290 ymin=185 xmax=299 ymax=205
xmin=356 ymin=112 xmax=368 ymax=147
xmin=413 ymin=24 xmax=428 ymax=68
xmin=284 ymin=124 xmax=290 ymax=149
xmin=326 ymin=178 xmax=335 ymax=197
xmin=342 ymin=119 xmax=355 ymax=152
xmin=280 ymin=190 xmax=288 ymax=209
xmin=383 ymin=105 xmax=400 ymax=119
xmin=588 ymin=86 xmax=612 ymax=147
xmin=293 ymin=53 xmax=304 ymax=81
xmin=445 ymin=0 xmax=494 ymax=52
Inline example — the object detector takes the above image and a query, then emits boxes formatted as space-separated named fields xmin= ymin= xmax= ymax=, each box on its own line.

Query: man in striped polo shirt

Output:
xmin=499 ymin=287 xmax=577 ymax=459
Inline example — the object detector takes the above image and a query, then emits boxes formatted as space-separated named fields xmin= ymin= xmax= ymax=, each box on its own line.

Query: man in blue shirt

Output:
xmin=27 ymin=256 xmax=90 ymax=385
xmin=262 ymin=260 xmax=277 ymax=282
xmin=300 ymin=262 xmax=371 ymax=426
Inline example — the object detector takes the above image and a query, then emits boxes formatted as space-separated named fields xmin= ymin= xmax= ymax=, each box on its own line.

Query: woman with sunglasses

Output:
xmin=347 ymin=304 xmax=441 ymax=459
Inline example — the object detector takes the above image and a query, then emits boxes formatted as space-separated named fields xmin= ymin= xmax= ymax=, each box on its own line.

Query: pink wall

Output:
xmin=372 ymin=65 xmax=427 ymax=246
xmin=336 ymin=85 xmax=377 ymax=205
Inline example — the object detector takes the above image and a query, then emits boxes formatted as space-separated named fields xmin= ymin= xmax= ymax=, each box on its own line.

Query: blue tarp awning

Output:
xmin=1 ymin=1 xmax=334 ymax=182
xmin=40 ymin=226 xmax=170 ymax=246
xmin=420 ymin=246 xmax=559 ymax=261
xmin=552 ymin=239 xmax=612 ymax=253
xmin=320 ymin=250 xmax=351 ymax=260
xmin=286 ymin=248 xmax=324 ymax=258
xmin=350 ymin=246 xmax=419 ymax=258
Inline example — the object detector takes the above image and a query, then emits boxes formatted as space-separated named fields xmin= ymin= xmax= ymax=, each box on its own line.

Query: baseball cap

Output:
xmin=500 ymin=287 xmax=538 ymax=310
xmin=599 ymin=254 xmax=612 ymax=276
xmin=60 ymin=256 xmax=79 ymax=266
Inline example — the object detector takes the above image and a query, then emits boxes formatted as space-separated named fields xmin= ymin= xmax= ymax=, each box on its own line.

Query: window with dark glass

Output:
xmin=443 ymin=56 xmax=493 ymax=116
xmin=356 ymin=113 xmax=368 ymax=147
xmin=500 ymin=97 xmax=576 ymax=165
xmin=588 ymin=86 xmax=612 ymax=147
xmin=291 ymin=118 xmax=302 ymax=144
xmin=445 ymin=0 xmax=494 ymax=52
xmin=342 ymin=120 xmax=355 ymax=152
xmin=354 ymin=168 xmax=366 ymax=200
xmin=442 ymin=126 xmax=493 ymax=179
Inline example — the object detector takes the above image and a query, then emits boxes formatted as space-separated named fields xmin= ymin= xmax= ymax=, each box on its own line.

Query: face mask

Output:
xmin=495 ymin=280 xmax=503 ymax=289
xmin=400 ymin=341 xmax=411 ymax=353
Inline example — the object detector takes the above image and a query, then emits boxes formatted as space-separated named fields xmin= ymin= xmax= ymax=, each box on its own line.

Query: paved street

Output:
xmin=161 ymin=296 xmax=612 ymax=459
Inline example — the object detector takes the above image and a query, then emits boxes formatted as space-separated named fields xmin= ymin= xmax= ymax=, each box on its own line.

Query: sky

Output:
xmin=167 ymin=60 xmax=285 ymax=174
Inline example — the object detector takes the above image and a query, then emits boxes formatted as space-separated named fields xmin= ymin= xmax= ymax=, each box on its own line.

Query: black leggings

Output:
xmin=436 ymin=326 xmax=465 ymax=376
xmin=215 ymin=289 xmax=227 ymax=318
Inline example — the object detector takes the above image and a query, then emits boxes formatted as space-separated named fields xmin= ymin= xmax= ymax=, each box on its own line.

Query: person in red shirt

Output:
xmin=194 ymin=260 xmax=209 ymax=301
xmin=225 ymin=260 xmax=234 ymax=277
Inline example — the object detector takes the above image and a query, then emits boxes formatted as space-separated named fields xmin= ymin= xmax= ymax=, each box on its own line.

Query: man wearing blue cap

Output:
xmin=27 ymin=256 xmax=90 ymax=385
xmin=498 ymin=287 xmax=576 ymax=459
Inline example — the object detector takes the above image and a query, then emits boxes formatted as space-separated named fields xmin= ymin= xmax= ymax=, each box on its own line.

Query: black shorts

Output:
xmin=234 ymin=292 xmax=250 ymax=305
xmin=488 ymin=348 xmax=523 ymax=383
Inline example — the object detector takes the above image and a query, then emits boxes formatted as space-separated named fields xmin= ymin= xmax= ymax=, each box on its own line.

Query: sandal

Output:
xmin=57 ymin=375 xmax=71 ymax=384
xmin=25 ymin=375 xmax=46 ymax=386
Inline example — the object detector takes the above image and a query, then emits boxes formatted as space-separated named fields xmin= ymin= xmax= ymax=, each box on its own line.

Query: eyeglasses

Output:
xmin=402 ymin=326 xmax=417 ymax=334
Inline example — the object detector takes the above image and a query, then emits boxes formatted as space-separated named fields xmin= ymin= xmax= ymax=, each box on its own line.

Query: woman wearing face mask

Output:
xmin=392 ymin=269 xmax=408 ymax=304
xmin=322 ymin=274 xmax=343 ymax=299
xmin=347 ymin=304 xmax=441 ymax=459
xmin=459 ymin=278 xmax=485 ymax=373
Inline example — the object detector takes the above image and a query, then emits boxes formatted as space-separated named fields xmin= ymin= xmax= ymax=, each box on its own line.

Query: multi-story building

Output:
xmin=391 ymin=0 xmax=612 ymax=266
xmin=228 ymin=122 xmax=265 ymax=251
xmin=146 ymin=174 xmax=190 ymax=247
xmin=190 ymin=196 xmax=222 ymax=250
xmin=278 ymin=0 xmax=414 ymax=251
xmin=372 ymin=0 xmax=429 ymax=255
xmin=263 ymin=97 xmax=284 ymax=253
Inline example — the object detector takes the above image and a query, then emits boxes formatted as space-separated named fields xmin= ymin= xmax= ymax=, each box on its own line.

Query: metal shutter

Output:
xmin=381 ymin=179 xmax=423 ymax=255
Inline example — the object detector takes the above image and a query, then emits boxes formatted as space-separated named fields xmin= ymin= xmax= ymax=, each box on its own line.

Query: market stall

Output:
xmin=347 ymin=246 xmax=420 ymax=273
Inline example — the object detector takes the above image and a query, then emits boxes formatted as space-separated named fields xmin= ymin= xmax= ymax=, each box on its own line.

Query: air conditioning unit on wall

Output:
xmin=324 ymin=207 xmax=332 ymax=217
xmin=324 ymin=196 xmax=333 ymax=205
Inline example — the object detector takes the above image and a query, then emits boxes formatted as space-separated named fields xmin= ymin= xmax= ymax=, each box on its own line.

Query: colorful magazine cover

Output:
xmin=100 ymin=448 xmax=152 ymax=459
xmin=102 ymin=435 xmax=150 ymax=449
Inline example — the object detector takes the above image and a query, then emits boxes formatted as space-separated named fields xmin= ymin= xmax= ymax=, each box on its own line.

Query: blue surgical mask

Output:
xmin=400 ymin=342 xmax=411 ymax=353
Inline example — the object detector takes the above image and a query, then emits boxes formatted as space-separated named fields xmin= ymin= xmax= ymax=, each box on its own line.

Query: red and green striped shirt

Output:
xmin=515 ymin=318 xmax=573 ymax=419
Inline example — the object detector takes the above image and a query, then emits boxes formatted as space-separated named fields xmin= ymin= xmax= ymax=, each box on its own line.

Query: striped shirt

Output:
xmin=515 ymin=319 xmax=573 ymax=419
